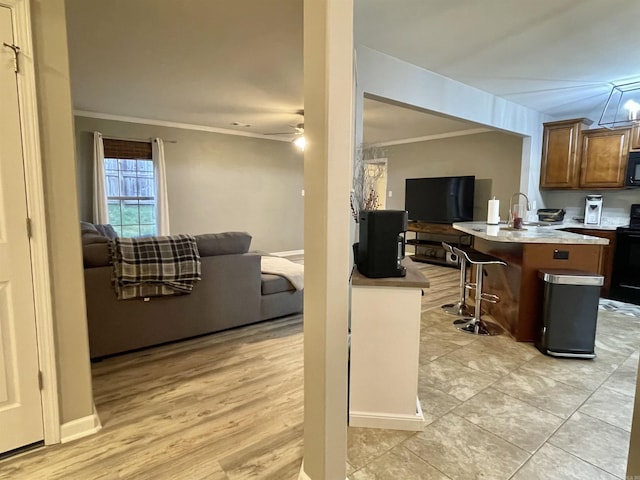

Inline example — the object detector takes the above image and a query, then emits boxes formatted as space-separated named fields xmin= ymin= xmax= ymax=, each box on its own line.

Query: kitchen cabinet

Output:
xmin=454 ymin=223 xmax=606 ymax=342
xmin=630 ymin=125 xmax=640 ymax=151
xmin=540 ymin=119 xmax=630 ymax=189
xmin=580 ymin=128 xmax=630 ymax=188
xmin=349 ymin=262 xmax=429 ymax=431
xmin=540 ymin=118 xmax=587 ymax=189
xmin=561 ymin=228 xmax=616 ymax=298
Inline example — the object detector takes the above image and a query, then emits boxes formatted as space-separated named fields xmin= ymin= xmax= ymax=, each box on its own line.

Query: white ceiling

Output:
xmin=65 ymin=0 xmax=304 ymax=137
xmin=65 ymin=0 xmax=640 ymax=144
xmin=355 ymin=0 xmax=640 ymax=124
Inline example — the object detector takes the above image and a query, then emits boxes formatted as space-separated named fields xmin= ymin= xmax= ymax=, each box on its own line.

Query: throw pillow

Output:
xmin=94 ymin=224 xmax=118 ymax=239
xmin=195 ymin=232 xmax=252 ymax=256
xmin=80 ymin=221 xmax=99 ymax=235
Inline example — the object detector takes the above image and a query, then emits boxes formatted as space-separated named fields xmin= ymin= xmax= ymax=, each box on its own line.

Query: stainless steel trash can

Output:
xmin=536 ymin=269 xmax=604 ymax=359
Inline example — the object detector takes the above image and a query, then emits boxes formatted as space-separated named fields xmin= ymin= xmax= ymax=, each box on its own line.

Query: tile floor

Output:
xmin=347 ymin=300 xmax=640 ymax=479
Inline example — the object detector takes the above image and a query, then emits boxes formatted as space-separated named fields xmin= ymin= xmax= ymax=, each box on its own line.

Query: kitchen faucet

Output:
xmin=509 ymin=192 xmax=531 ymax=226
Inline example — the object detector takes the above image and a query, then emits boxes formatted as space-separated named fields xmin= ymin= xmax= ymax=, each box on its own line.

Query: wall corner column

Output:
xmin=301 ymin=0 xmax=353 ymax=478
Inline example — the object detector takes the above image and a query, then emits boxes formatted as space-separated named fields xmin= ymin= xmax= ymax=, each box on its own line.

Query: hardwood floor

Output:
xmin=0 ymin=315 xmax=305 ymax=480
xmin=0 ymin=258 xmax=458 ymax=480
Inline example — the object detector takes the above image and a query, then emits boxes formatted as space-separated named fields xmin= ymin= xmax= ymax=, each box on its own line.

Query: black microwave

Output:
xmin=627 ymin=151 xmax=640 ymax=187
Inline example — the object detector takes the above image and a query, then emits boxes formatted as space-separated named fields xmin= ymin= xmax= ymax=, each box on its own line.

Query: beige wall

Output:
xmin=31 ymin=0 xmax=94 ymax=423
xmin=74 ymin=116 xmax=304 ymax=253
xmin=384 ymin=131 xmax=523 ymax=222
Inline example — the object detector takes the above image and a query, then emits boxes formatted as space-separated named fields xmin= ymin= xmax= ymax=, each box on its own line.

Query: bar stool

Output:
xmin=452 ymin=246 xmax=506 ymax=336
xmin=441 ymin=242 xmax=473 ymax=319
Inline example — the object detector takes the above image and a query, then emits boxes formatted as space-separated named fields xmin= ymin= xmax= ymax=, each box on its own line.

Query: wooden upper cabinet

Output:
xmin=580 ymin=128 xmax=630 ymax=188
xmin=540 ymin=118 xmax=630 ymax=189
xmin=540 ymin=118 xmax=585 ymax=189
xmin=630 ymin=125 xmax=640 ymax=151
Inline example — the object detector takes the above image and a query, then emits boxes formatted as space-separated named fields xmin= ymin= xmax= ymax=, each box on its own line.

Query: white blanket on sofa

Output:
xmin=261 ymin=256 xmax=304 ymax=291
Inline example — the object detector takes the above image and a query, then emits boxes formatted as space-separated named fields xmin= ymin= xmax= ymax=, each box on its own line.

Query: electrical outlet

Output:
xmin=553 ymin=250 xmax=569 ymax=260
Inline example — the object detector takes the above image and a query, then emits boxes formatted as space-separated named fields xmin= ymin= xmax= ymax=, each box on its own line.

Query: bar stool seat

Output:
xmin=452 ymin=246 xmax=506 ymax=336
xmin=441 ymin=242 xmax=473 ymax=319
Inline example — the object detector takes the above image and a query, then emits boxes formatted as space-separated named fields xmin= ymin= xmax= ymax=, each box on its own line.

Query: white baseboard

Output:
xmin=60 ymin=406 xmax=102 ymax=443
xmin=298 ymin=460 xmax=348 ymax=480
xmin=349 ymin=399 xmax=425 ymax=432
xmin=272 ymin=249 xmax=304 ymax=257
xmin=298 ymin=462 xmax=311 ymax=480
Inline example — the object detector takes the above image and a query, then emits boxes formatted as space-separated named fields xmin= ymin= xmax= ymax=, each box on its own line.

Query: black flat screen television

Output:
xmin=404 ymin=176 xmax=475 ymax=223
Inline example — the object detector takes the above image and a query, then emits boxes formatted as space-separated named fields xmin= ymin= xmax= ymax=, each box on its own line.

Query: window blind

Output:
xmin=103 ymin=139 xmax=152 ymax=160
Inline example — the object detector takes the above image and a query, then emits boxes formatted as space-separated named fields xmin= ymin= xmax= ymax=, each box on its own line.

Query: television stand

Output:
xmin=406 ymin=222 xmax=471 ymax=267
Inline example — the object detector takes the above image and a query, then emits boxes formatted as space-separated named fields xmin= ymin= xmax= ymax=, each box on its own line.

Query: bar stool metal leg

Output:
xmin=456 ymin=265 xmax=499 ymax=335
xmin=440 ymin=242 xmax=472 ymax=319
xmin=442 ymin=255 xmax=472 ymax=317
xmin=452 ymin=246 xmax=505 ymax=336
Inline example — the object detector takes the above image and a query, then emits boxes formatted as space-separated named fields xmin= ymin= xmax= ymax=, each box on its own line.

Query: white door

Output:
xmin=0 ymin=4 xmax=44 ymax=453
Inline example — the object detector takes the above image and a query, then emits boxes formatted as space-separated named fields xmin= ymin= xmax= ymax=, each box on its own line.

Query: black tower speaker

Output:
xmin=357 ymin=210 xmax=408 ymax=278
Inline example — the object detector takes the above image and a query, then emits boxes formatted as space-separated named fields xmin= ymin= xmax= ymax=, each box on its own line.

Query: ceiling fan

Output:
xmin=264 ymin=122 xmax=304 ymax=136
xmin=264 ymin=110 xmax=306 ymax=150
xmin=264 ymin=109 xmax=305 ymax=136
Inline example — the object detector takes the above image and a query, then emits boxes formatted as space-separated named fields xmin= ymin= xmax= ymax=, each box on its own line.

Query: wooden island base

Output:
xmin=472 ymin=238 xmax=603 ymax=342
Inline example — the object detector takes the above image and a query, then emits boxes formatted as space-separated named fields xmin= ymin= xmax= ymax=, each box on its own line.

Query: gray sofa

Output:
xmin=81 ymin=225 xmax=303 ymax=359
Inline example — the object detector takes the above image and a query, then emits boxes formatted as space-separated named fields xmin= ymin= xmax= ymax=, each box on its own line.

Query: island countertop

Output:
xmin=452 ymin=222 xmax=609 ymax=245
xmin=451 ymin=221 xmax=608 ymax=342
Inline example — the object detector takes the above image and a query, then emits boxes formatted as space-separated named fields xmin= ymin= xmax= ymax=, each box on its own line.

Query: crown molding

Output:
xmin=368 ymin=127 xmax=492 ymax=147
xmin=73 ymin=110 xmax=291 ymax=142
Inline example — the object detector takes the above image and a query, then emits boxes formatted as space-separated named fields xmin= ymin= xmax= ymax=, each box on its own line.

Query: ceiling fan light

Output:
xmin=599 ymin=81 xmax=640 ymax=128
xmin=293 ymin=135 xmax=306 ymax=151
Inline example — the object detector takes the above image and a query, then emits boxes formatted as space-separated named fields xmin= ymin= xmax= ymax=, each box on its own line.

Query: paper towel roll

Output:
xmin=487 ymin=225 xmax=500 ymax=236
xmin=487 ymin=198 xmax=500 ymax=225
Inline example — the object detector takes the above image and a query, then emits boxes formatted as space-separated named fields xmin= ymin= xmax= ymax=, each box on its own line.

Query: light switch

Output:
xmin=388 ymin=191 xmax=393 ymax=197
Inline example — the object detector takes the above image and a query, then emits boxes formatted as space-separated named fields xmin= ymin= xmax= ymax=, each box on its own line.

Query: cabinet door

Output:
xmin=630 ymin=126 xmax=640 ymax=151
xmin=540 ymin=119 xmax=583 ymax=189
xmin=562 ymin=228 xmax=616 ymax=297
xmin=580 ymin=128 xmax=629 ymax=188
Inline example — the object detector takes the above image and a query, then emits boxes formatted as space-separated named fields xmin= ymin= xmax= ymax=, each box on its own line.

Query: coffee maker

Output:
xmin=584 ymin=195 xmax=603 ymax=225
xmin=357 ymin=210 xmax=408 ymax=278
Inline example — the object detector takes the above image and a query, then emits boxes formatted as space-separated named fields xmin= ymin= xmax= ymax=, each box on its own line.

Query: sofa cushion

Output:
xmin=82 ymin=232 xmax=110 ymax=245
xmin=195 ymin=232 xmax=252 ymax=256
xmin=261 ymin=273 xmax=295 ymax=295
xmin=83 ymin=242 xmax=112 ymax=267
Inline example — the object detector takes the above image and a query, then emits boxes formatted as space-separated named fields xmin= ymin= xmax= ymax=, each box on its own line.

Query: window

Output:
xmin=103 ymin=139 xmax=156 ymax=237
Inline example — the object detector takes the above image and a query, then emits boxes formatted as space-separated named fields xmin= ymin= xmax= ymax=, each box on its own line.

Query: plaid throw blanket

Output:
xmin=111 ymin=234 xmax=201 ymax=300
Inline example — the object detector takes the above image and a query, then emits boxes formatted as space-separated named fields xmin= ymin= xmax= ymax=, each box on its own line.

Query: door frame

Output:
xmin=2 ymin=0 xmax=59 ymax=444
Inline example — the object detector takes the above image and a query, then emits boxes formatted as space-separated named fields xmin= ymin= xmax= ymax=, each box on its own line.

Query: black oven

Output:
xmin=610 ymin=204 xmax=640 ymax=304
xmin=626 ymin=151 xmax=640 ymax=187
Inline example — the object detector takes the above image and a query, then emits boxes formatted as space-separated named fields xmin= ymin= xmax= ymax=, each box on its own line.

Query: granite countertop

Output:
xmin=559 ymin=219 xmax=627 ymax=231
xmin=453 ymin=222 xmax=610 ymax=245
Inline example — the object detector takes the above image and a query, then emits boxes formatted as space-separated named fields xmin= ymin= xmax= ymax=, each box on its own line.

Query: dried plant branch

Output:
xmin=351 ymin=145 xmax=386 ymax=222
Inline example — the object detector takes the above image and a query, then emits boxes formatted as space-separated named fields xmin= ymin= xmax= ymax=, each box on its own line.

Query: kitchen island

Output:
xmin=452 ymin=222 xmax=609 ymax=342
